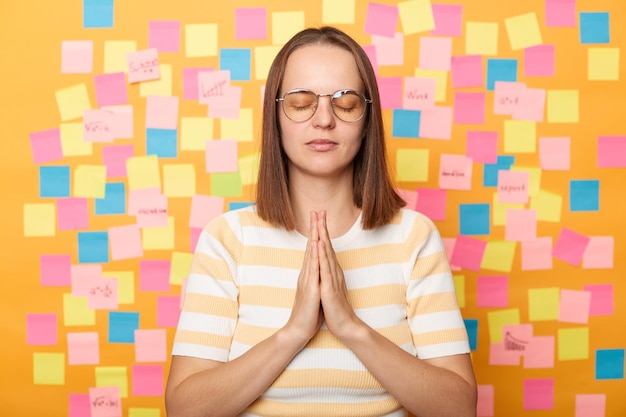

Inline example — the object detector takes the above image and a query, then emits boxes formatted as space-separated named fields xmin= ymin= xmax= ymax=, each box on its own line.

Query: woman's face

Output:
xmin=278 ymin=44 xmax=366 ymax=182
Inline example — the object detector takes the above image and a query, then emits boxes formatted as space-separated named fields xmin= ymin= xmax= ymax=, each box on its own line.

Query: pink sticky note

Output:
xmin=62 ymin=41 xmax=93 ymax=74
xmin=493 ymin=81 xmax=526 ymax=115
xmin=403 ymin=77 xmax=436 ymax=110
xmin=420 ymin=37 xmax=452 ymax=70
xmin=84 ymin=109 xmax=116 ymax=142
xmin=524 ymin=378 xmax=554 ymax=410
xmin=451 ymin=55 xmax=483 ymax=89
xmin=89 ymin=386 xmax=121 ymax=417
xmin=545 ymin=0 xmax=576 ymax=27
xmin=69 ymin=393 xmax=91 ymax=417
xmin=139 ymin=259 xmax=171 ymax=292
xmin=109 ymin=224 xmax=144 ymax=260
xmin=419 ymin=106 xmax=452 ymax=140
xmin=415 ymin=188 xmax=447 ymax=221
xmin=57 ymin=198 xmax=89 ymax=230
xmin=135 ymin=329 xmax=167 ymax=362
xmin=450 ymin=235 xmax=487 ymax=272
xmin=539 ymin=137 xmax=570 ymax=170
xmin=128 ymin=187 xmax=162 ymax=215
xmin=575 ymin=394 xmax=606 ymax=417
xmin=552 ymin=228 xmax=590 ymax=266
xmin=365 ymin=3 xmax=399 ymax=37
xmin=94 ymin=72 xmax=128 ymax=107
xmin=523 ymin=336 xmax=555 ymax=368
xmin=489 ymin=342 xmax=520 ymax=365
xmin=584 ymin=283 xmax=614 ymax=316
xmin=190 ymin=195 xmax=225 ymax=229
xmin=71 ymin=264 xmax=103 ymax=297
xmin=372 ymin=33 xmax=404 ymax=66
xmin=476 ymin=385 xmax=494 ymax=417
xmin=146 ymin=95 xmax=179 ymax=129
xmin=396 ymin=188 xmax=418 ymax=210
xmin=521 ymin=237 xmax=553 ymax=270
xmin=135 ymin=193 xmax=168 ymax=228
xmin=198 ymin=70 xmax=231 ymax=105
xmin=454 ymin=92 xmax=486 ymax=124
xmin=466 ymin=131 xmax=498 ymax=164
xmin=378 ymin=76 xmax=403 ymax=109
xmin=103 ymin=144 xmax=134 ymax=178
xmin=67 ymin=332 xmax=100 ymax=364
xmin=477 ymin=275 xmax=509 ymax=307
xmin=503 ymin=323 xmax=533 ymax=356
xmin=157 ymin=295 xmax=181 ymax=328
xmin=127 ymin=48 xmax=160 ymax=83
xmin=441 ymin=238 xmax=461 ymax=271
xmin=597 ymin=136 xmax=626 ymax=168
xmin=513 ymin=87 xmax=546 ymax=122
xmin=439 ymin=154 xmax=473 ymax=190
xmin=132 ymin=364 xmax=164 ymax=396
xmin=363 ymin=45 xmax=379 ymax=77
xmin=86 ymin=277 xmax=118 ymax=310
xmin=505 ymin=209 xmax=537 ymax=242
xmin=525 ymin=45 xmax=555 ymax=77
xmin=30 ymin=128 xmax=63 ymax=164
xmin=149 ymin=20 xmax=181 ymax=53
xmin=208 ymin=85 xmax=242 ymax=119
xmin=190 ymin=227 xmax=202 ymax=252
xmin=183 ymin=67 xmax=213 ymax=101
xmin=498 ymin=170 xmax=529 ymax=203
xmin=431 ymin=4 xmax=464 ymax=37
xmin=559 ymin=289 xmax=591 ymax=324
xmin=40 ymin=254 xmax=72 ymax=286
xmin=27 ymin=313 xmax=57 ymax=345
xmin=582 ymin=236 xmax=614 ymax=268
xmin=102 ymin=105 xmax=134 ymax=139
xmin=235 ymin=7 xmax=267 ymax=40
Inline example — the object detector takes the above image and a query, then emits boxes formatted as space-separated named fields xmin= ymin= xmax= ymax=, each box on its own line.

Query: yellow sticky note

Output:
xmin=142 ymin=216 xmax=175 ymax=250
xmin=102 ymin=271 xmax=135 ymax=304
xmin=397 ymin=149 xmax=429 ymax=182
xmin=530 ymin=189 xmax=562 ymax=222
xmin=414 ymin=68 xmax=448 ymax=102
xmin=547 ymin=90 xmax=579 ymax=123
xmin=399 ymin=0 xmax=435 ymax=34
xmin=163 ymin=164 xmax=196 ymax=197
xmin=74 ymin=165 xmax=107 ymax=198
xmin=272 ymin=12 xmax=305 ymax=45
xmin=24 ymin=203 xmax=56 ymax=237
xmin=126 ymin=155 xmax=161 ymax=191
xmin=588 ymin=48 xmax=620 ymax=81
xmin=95 ymin=366 xmax=128 ymax=397
xmin=254 ymin=45 xmax=281 ymax=80
xmin=211 ymin=173 xmax=243 ymax=197
xmin=129 ymin=409 xmax=161 ymax=417
xmin=33 ymin=353 xmax=65 ymax=385
xmin=63 ymin=293 xmax=96 ymax=326
xmin=239 ymin=152 xmax=261 ymax=186
xmin=221 ymin=108 xmax=254 ymax=142
xmin=487 ymin=308 xmax=520 ymax=343
xmin=181 ymin=117 xmax=214 ymax=151
xmin=453 ymin=275 xmax=466 ymax=308
xmin=481 ymin=241 xmax=516 ymax=272
xmin=140 ymin=64 xmax=172 ymax=97
xmin=505 ymin=13 xmax=542 ymax=51
xmin=466 ymin=22 xmax=499 ymax=56
xmin=558 ymin=328 xmax=589 ymax=361
xmin=504 ymin=120 xmax=536 ymax=153
xmin=511 ymin=166 xmax=541 ymax=197
xmin=170 ymin=251 xmax=194 ymax=286
xmin=104 ymin=41 xmax=137 ymax=73
xmin=492 ymin=193 xmax=524 ymax=226
xmin=55 ymin=84 xmax=91 ymax=122
xmin=185 ymin=24 xmax=218 ymax=57
xmin=322 ymin=0 xmax=355 ymax=24
xmin=61 ymin=122 xmax=93 ymax=157
xmin=528 ymin=287 xmax=560 ymax=321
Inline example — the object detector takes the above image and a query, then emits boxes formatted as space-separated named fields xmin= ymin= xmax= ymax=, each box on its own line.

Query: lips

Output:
xmin=305 ymin=139 xmax=338 ymax=151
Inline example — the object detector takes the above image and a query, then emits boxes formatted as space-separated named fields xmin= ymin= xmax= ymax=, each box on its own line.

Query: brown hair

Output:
xmin=255 ymin=26 xmax=405 ymax=230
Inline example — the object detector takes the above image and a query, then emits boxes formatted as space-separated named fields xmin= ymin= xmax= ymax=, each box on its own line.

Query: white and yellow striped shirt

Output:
xmin=173 ymin=206 xmax=470 ymax=417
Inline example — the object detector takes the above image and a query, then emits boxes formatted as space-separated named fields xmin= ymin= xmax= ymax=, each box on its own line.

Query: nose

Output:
xmin=311 ymin=95 xmax=336 ymax=128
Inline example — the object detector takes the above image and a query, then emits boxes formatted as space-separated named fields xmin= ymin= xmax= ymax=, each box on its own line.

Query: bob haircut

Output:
xmin=256 ymin=26 xmax=405 ymax=230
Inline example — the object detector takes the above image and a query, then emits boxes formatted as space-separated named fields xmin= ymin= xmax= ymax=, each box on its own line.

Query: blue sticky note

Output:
xmin=392 ymin=109 xmax=421 ymax=138
xmin=570 ymin=179 xmax=600 ymax=211
xmin=580 ymin=12 xmax=610 ymax=44
xmin=147 ymin=128 xmax=178 ymax=158
xmin=464 ymin=319 xmax=478 ymax=351
xmin=108 ymin=312 xmax=140 ymax=343
xmin=228 ymin=201 xmax=254 ymax=211
xmin=460 ymin=203 xmax=491 ymax=235
xmin=486 ymin=59 xmax=518 ymax=91
xmin=483 ymin=155 xmax=515 ymax=187
xmin=96 ymin=182 xmax=126 ymax=215
xmin=39 ymin=166 xmax=70 ymax=198
xmin=77 ymin=231 xmax=109 ymax=263
xmin=595 ymin=349 xmax=625 ymax=380
xmin=83 ymin=0 xmax=114 ymax=29
xmin=220 ymin=48 xmax=251 ymax=81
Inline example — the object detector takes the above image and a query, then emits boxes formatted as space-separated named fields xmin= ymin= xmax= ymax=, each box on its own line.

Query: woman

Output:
xmin=165 ymin=26 xmax=477 ymax=417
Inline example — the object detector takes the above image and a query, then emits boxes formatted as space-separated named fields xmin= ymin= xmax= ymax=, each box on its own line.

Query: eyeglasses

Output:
xmin=276 ymin=89 xmax=372 ymax=123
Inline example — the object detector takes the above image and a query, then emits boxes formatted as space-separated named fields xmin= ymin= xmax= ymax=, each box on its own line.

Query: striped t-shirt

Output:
xmin=172 ymin=206 xmax=470 ymax=417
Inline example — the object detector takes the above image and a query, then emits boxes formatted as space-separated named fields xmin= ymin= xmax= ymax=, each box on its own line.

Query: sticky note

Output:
xmin=506 ymin=209 xmax=537 ymax=242
xmin=83 ymin=109 xmax=115 ymax=142
xmin=419 ymin=106 xmax=452 ymax=140
xmin=450 ymin=235 xmax=487 ymax=272
xmin=597 ymin=135 xmax=626 ymax=167
xmin=94 ymin=72 xmax=128 ymax=107
xmin=182 ymin=67 xmax=213 ymax=100
xmin=489 ymin=341 xmax=520 ymax=366
xmin=553 ymin=227 xmax=590 ymax=266
xmin=145 ymin=96 xmax=178 ymax=130
xmin=39 ymin=166 xmax=70 ymax=198
xmin=61 ymin=40 xmax=93 ymax=73
xmin=83 ymin=0 xmax=113 ymax=28
xmin=94 ymin=367 xmax=127 ymax=397
xmin=498 ymin=170 xmax=529 ymax=203
xmin=63 ymin=293 xmax=96 ymax=326
xmin=512 ymin=87 xmax=545 ymax=122
xmin=492 ymin=194 xmax=523 ymax=226
xmin=40 ymin=254 xmax=71 ymax=287
xmin=208 ymin=85 xmax=242 ymax=119
xmin=132 ymin=365 xmax=164 ymax=396
xmin=451 ymin=55 xmax=483 ymax=88
xmin=545 ymin=0 xmax=576 ymax=27
xmin=142 ymin=217 xmax=175 ymax=250
xmin=108 ymin=311 xmax=139 ymax=343
xmin=595 ymin=349 xmax=625 ymax=379
xmin=61 ymin=122 xmax=93 ymax=157
xmin=477 ymin=275 xmax=508 ymax=307
xmin=135 ymin=329 xmax=167 ymax=363
xmin=524 ymin=45 xmax=555 ymax=77
xmin=365 ymin=3 xmax=398 ymax=37
xmin=398 ymin=0 xmax=435 ymax=34
xmin=55 ymin=83 xmax=92 ymax=122
xmin=528 ymin=287 xmax=559 ymax=321
xmin=90 ymin=386 xmax=122 ymax=415
xmin=57 ymin=198 xmax=89 ymax=230
xmin=420 ymin=37 xmax=452 ymax=70
xmin=583 ymin=236 xmax=614 ymax=269
xmin=431 ymin=4 xmax=463 ymax=37
xmin=233 ymin=8 xmax=267 ymax=41
xmin=78 ymin=231 xmax=109 ymax=263
xmin=403 ymin=77 xmax=436 ymax=110
xmin=476 ymin=385 xmax=494 ymax=417
xmin=487 ymin=308 xmax=520 ymax=344
xmin=24 ymin=203 xmax=56 ymax=237
xmin=588 ymin=48 xmax=620 ymax=80
xmin=108 ymin=224 xmax=143 ymax=261
xmin=211 ymin=172 xmax=242 ymax=197
xmin=392 ymin=110 xmax=421 ymax=138
xmin=322 ymin=0 xmax=355 ymax=24
xmin=414 ymin=69 xmax=448 ymax=102
xmin=460 ymin=204 xmax=490 ymax=235
xmin=102 ymin=104 xmax=134 ymax=139
xmin=465 ymin=22 xmax=498 ymax=56
xmin=379 ymin=77 xmax=403 ymax=109
xmin=254 ymin=45 xmax=281 ymax=80
xmin=163 ymin=164 xmax=196 ymax=197
xmin=30 ymin=128 xmax=63 ymax=164
xmin=559 ymin=289 xmax=591 ymax=324
xmin=580 ymin=12 xmax=610 ymax=44
xmin=103 ymin=145 xmax=133 ymax=178
xmin=67 ymin=332 xmax=100 ymax=365
xmin=271 ymin=11 xmax=305 ymax=45
xmin=126 ymin=155 xmax=161 ymax=190
xmin=180 ymin=117 xmax=214 ymax=150
xmin=372 ymin=33 xmax=404 ymax=66
xmin=157 ymin=295 xmax=181 ymax=327
xmin=127 ymin=49 xmax=160 ymax=83
xmin=460 ymin=319 xmax=476 ymax=352
xmin=486 ymin=59 xmax=518 ymax=91
xmin=558 ymin=327 xmax=589 ymax=360
xmin=33 ymin=352 xmax=65 ymax=385
xmin=521 ymin=237 xmax=553 ymax=271
xmin=185 ymin=23 xmax=218 ymax=57
xmin=584 ymin=283 xmax=614 ymax=316
xmin=104 ymin=271 xmax=134 ymax=305
xmin=570 ymin=179 xmax=600 ymax=211
xmin=505 ymin=13 xmax=542 ymax=50
xmin=466 ymin=131 xmax=497 ymax=164
xmin=147 ymin=128 xmax=177 ymax=158
xmin=170 ymin=251 xmax=194 ymax=286
xmin=74 ymin=165 xmax=107 ymax=199
xmin=69 ymin=393 xmax=91 ymax=417
xmin=27 ymin=314 xmax=57 ymax=345
xmin=453 ymin=275 xmax=466 ymax=308
xmin=493 ymin=81 xmax=525 ymax=115
xmin=415 ymin=188 xmax=446 ymax=221
xmin=524 ymin=378 xmax=554 ymax=410
xmin=220 ymin=49 xmax=251 ymax=81
xmin=206 ymin=140 xmax=238 ymax=173
xmin=530 ymin=189 xmax=562 ymax=222
xmin=128 ymin=408 xmax=160 ymax=417
xmin=140 ymin=64 xmax=172 ymax=96
xmin=523 ymin=336 xmax=555 ymax=369
xmin=575 ymin=394 xmax=606 ymax=417
xmin=149 ymin=20 xmax=181 ymax=52
xmin=130 ymin=189 xmax=167 ymax=225
xmin=190 ymin=195 xmax=223 ymax=228
xmin=539 ymin=137 xmax=570 ymax=170
xmin=481 ymin=241 xmax=516 ymax=272
xmin=86 ymin=277 xmax=119 ymax=310
xmin=221 ymin=108 xmax=253 ymax=142
xmin=454 ymin=92 xmax=485 ymax=124
xmin=104 ymin=40 xmax=137 ymax=73
xmin=547 ymin=90 xmax=579 ymax=123
xmin=139 ymin=260 xmax=171 ymax=292
xmin=397 ymin=189 xmax=418 ymax=210
xmin=71 ymin=265 xmax=102 ymax=297
xmin=439 ymin=154 xmax=472 ymax=190
xmin=238 ymin=152 xmax=261 ymax=187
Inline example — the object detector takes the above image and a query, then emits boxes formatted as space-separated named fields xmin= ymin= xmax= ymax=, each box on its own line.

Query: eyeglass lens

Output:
xmin=281 ymin=90 xmax=367 ymax=122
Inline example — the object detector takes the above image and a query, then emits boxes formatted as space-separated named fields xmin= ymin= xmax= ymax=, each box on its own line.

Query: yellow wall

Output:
xmin=1 ymin=0 xmax=625 ymax=416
